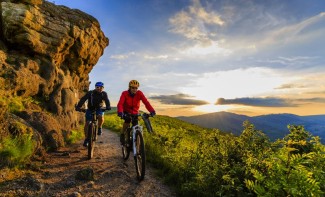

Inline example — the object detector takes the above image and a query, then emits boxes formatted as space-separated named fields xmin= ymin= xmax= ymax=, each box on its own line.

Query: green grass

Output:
xmin=65 ymin=127 xmax=84 ymax=145
xmin=0 ymin=134 xmax=35 ymax=168
xmin=0 ymin=96 xmax=40 ymax=114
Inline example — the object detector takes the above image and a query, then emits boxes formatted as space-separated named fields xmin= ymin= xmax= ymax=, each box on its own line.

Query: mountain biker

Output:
xmin=75 ymin=81 xmax=111 ymax=147
xmin=117 ymin=80 xmax=156 ymax=144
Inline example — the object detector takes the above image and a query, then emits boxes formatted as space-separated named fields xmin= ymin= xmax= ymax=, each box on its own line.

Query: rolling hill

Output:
xmin=177 ymin=112 xmax=325 ymax=143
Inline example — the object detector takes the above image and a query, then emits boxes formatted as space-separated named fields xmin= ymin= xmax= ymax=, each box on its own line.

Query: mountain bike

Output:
xmin=78 ymin=108 xmax=106 ymax=159
xmin=121 ymin=113 xmax=153 ymax=181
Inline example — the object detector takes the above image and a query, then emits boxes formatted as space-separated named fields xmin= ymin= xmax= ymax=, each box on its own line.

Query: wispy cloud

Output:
xmin=110 ymin=52 xmax=136 ymax=60
xmin=144 ymin=54 xmax=169 ymax=60
xmin=296 ymin=97 xmax=325 ymax=103
xmin=274 ymin=83 xmax=306 ymax=89
xmin=215 ymin=97 xmax=296 ymax=107
xmin=150 ymin=93 xmax=209 ymax=105
xmin=257 ymin=12 xmax=325 ymax=53
xmin=215 ymin=96 xmax=325 ymax=107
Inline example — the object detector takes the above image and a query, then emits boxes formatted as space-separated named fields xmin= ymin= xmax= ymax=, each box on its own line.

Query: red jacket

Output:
xmin=117 ymin=90 xmax=155 ymax=114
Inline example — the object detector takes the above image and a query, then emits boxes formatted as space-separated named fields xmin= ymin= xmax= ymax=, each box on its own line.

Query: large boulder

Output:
xmin=0 ymin=0 xmax=109 ymax=152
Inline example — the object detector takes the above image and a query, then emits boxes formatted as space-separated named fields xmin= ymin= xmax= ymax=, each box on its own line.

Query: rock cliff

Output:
xmin=0 ymin=0 xmax=108 ymax=154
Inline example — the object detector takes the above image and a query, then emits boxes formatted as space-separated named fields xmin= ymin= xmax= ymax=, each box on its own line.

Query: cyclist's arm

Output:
xmin=139 ymin=91 xmax=155 ymax=113
xmin=76 ymin=91 xmax=91 ymax=109
xmin=103 ymin=91 xmax=111 ymax=110
xmin=117 ymin=91 xmax=126 ymax=113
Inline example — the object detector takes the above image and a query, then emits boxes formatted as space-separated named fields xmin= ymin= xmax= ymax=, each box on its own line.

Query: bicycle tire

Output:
xmin=122 ymin=128 xmax=131 ymax=160
xmin=87 ymin=123 xmax=95 ymax=160
xmin=134 ymin=130 xmax=145 ymax=181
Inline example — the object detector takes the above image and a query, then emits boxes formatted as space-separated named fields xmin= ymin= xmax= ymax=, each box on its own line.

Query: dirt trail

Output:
xmin=0 ymin=129 xmax=176 ymax=197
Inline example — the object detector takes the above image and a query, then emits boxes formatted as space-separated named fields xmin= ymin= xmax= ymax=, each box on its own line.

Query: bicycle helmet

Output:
xmin=95 ymin=81 xmax=104 ymax=87
xmin=129 ymin=80 xmax=140 ymax=88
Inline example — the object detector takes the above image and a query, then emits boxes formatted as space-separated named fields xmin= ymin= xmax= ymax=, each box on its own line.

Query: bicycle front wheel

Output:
xmin=87 ymin=123 xmax=95 ymax=160
xmin=134 ymin=130 xmax=145 ymax=181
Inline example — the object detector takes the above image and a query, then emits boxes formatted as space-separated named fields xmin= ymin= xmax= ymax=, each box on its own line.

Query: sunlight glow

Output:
xmin=181 ymin=67 xmax=292 ymax=105
xmin=194 ymin=104 xmax=232 ymax=113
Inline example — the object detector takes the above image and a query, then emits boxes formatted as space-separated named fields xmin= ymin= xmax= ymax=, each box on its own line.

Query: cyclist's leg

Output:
xmin=83 ymin=110 xmax=92 ymax=146
xmin=120 ymin=116 xmax=131 ymax=144
xmin=96 ymin=109 xmax=104 ymax=135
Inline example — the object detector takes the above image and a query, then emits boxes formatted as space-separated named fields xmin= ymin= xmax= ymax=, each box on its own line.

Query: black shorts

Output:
xmin=124 ymin=114 xmax=138 ymax=126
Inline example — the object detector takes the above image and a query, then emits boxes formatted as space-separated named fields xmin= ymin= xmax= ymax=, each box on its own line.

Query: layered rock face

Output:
xmin=0 ymin=0 xmax=108 ymax=152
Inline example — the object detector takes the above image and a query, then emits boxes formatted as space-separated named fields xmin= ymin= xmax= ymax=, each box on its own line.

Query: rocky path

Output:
xmin=0 ymin=129 xmax=176 ymax=197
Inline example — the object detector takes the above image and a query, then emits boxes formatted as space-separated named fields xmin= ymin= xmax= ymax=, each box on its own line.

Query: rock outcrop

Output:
xmin=0 ymin=0 xmax=108 ymax=153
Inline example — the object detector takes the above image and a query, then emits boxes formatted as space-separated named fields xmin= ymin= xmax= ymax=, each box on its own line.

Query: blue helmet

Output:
xmin=95 ymin=81 xmax=104 ymax=87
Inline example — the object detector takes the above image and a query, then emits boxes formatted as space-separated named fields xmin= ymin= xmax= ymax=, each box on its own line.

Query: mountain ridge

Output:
xmin=177 ymin=111 xmax=325 ymax=143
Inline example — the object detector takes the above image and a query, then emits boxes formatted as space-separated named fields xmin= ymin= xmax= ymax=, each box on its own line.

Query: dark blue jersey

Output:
xmin=76 ymin=90 xmax=111 ymax=110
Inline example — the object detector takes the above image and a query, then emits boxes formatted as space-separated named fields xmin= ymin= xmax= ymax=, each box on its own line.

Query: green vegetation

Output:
xmin=65 ymin=127 xmax=84 ymax=145
xmin=0 ymin=134 xmax=35 ymax=168
xmin=0 ymin=96 xmax=40 ymax=114
xmin=104 ymin=114 xmax=325 ymax=197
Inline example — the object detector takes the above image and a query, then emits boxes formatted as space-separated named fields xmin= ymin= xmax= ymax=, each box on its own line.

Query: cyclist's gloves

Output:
xmin=118 ymin=112 xmax=123 ymax=118
xmin=150 ymin=111 xmax=156 ymax=117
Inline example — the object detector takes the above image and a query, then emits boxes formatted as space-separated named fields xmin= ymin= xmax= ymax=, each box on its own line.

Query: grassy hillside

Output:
xmin=104 ymin=114 xmax=325 ymax=196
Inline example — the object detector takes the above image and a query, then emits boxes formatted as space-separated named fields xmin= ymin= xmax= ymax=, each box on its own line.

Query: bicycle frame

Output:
xmin=89 ymin=111 xmax=98 ymax=139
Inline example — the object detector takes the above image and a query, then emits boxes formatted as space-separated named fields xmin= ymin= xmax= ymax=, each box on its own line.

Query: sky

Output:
xmin=53 ymin=0 xmax=325 ymax=117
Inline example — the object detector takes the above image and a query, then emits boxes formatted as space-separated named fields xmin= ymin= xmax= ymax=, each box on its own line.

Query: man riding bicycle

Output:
xmin=75 ymin=81 xmax=111 ymax=147
xmin=117 ymin=80 xmax=156 ymax=144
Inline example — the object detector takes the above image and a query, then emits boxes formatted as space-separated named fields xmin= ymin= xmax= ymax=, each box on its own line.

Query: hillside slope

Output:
xmin=178 ymin=112 xmax=325 ymax=142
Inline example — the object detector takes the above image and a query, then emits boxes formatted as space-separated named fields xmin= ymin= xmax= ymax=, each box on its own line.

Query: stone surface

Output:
xmin=0 ymin=0 xmax=109 ymax=153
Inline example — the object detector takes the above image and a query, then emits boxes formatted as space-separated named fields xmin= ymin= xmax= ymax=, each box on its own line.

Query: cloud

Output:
xmin=180 ymin=40 xmax=232 ymax=56
xmin=144 ymin=54 xmax=169 ymax=60
xmin=274 ymin=83 xmax=306 ymax=89
xmin=306 ymin=90 xmax=325 ymax=95
xmin=215 ymin=97 xmax=296 ymax=107
xmin=296 ymin=97 xmax=325 ymax=103
xmin=150 ymin=93 xmax=209 ymax=105
xmin=168 ymin=0 xmax=224 ymax=43
xmin=258 ymin=12 xmax=325 ymax=54
xmin=110 ymin=52 xmax=136 ymax=60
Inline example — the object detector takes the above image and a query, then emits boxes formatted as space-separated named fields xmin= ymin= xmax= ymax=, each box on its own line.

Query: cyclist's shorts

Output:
xmin=85 ymin=109 xmax=104 ymax=121
xmin=124 ymin=114 xmax=138 ymax=125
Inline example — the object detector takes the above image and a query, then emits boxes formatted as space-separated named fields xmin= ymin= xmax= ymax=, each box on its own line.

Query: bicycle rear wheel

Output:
xmin=134 ymin=130 xmax=145 ymax=181
xmin=87 ymin=123 xmax=95 ymax=159
xmin=122 ymin=128 xmax=131 ymax=160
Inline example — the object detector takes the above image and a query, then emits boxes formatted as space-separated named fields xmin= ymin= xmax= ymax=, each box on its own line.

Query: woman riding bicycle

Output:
xmin=117 ymin=80 xmax=156 ymax=144
xmin=75 ymin=81 xmax=111 ymax=147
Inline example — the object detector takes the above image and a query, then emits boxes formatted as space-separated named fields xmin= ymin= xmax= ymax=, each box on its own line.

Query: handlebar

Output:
xmin=76 ymin=108 xmax=110 ymax=113
xmin=120 ymin=112 xmax=153 ymax=120
xmin=121 ymin=112 xmax=154 ymax=133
